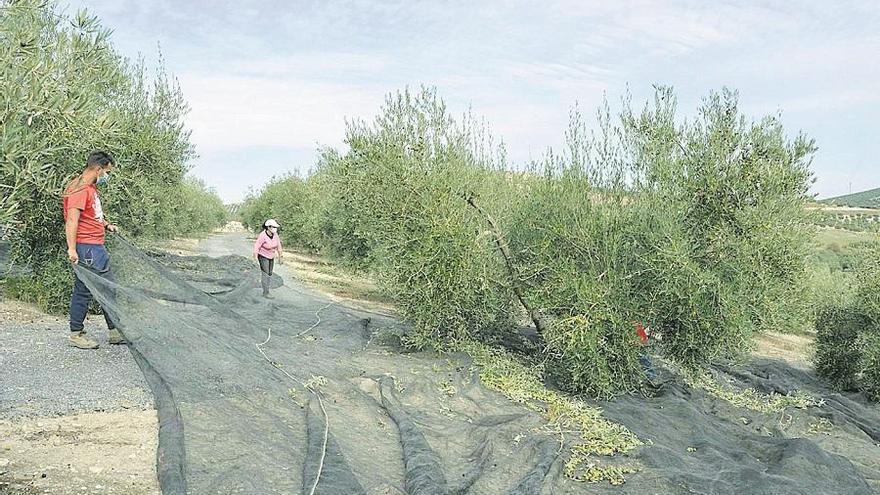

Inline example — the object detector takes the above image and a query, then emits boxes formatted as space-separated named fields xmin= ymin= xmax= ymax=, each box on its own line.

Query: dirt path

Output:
xmin=0 ymin=296 xmax=159 ymax=495
xmin=0 ymin=411 xmax=158 ymax=494
xmin=197 ymin=223 xmax=394 ymax=315
xmin=754 ymin=331 xmax=815 ymax=368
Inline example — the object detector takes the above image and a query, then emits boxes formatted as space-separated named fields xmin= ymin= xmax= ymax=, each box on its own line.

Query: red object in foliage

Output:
xmin=634 ymin=322 xmax=649 ymax=344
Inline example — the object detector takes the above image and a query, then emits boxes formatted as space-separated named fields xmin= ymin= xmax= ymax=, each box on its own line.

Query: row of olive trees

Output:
xmin=240 ymin=172 xmax=321 ymax=250
xmin=1 ymin=0 xmax=227 ymax=312
xmin=815 ymin=245 xmax=880 ymax=400
xmin=242 ymin=86 xmax=816 ymax=397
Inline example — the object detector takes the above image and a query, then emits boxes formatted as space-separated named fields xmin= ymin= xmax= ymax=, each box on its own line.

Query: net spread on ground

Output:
xmin=71 ymin=234 xmax=880 ymax=494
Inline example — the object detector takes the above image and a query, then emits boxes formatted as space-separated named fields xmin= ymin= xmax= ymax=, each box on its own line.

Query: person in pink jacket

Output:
xmin=253 ymin=219 xmax=283 ymax=298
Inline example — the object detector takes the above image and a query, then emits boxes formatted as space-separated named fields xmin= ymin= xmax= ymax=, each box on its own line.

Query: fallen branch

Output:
xmin=464 ymin=194 xmax=548 ymax=336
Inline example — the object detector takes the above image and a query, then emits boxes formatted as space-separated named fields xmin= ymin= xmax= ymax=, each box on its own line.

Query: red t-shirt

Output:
xmin=63 ymin=182 xmax=105 ymax=244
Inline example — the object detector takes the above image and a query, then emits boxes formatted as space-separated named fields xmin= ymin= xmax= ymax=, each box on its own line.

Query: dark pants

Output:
xmin=258 ymin=254 xmax=274 ymax=295
xmin=640 ymin=354 xmax=658 ymax=381
xmin=70 ymin=243 xmax=116 ymax=332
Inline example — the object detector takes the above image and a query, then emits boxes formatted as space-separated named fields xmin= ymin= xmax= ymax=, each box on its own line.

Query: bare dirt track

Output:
xmin=0 ymin=296 xmax=159 ymax=495
xmin=0 ymin=411 xmax=159 ymax=495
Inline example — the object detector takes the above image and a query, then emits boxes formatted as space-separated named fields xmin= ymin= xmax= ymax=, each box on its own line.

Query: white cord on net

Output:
xmin=255 ymin=325 xmax=329 ymax=495
xmin=294 ymin=300 xmax=342 ymax=338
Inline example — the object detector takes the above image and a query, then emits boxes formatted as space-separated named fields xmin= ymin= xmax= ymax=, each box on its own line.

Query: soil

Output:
xmin=0 ymin=300 xmax=56 ymax=326
xmin=754 ymin=331 xmax=815 ymax=369
xmin=0 ymin=410 xmax=159 ymax=494
xmin=0 ymin=292 xmax=159 ymax=495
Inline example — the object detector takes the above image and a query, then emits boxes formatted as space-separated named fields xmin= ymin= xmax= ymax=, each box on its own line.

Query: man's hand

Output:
xmin=68 ymin=247 xmax=79 ymax=264
xmin=106 ymin=223 xmax=118 ymax=233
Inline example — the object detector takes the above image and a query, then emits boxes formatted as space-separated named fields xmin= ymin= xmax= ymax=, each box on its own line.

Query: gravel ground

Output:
xmin=0 ymin=317 xmax=153 ymax=420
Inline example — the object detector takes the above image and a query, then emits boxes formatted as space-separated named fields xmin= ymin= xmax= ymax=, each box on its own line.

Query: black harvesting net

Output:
xmin=71 ymin=233 xmax=880 ymax=495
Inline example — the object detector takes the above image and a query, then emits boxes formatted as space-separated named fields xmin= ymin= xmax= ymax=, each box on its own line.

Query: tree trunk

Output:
xmin=465 ymin=195 xmax=548 ymax=336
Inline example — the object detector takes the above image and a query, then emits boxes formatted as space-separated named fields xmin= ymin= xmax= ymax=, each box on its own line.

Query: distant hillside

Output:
xmin=822 ymin=187 xmax=880 ymax=209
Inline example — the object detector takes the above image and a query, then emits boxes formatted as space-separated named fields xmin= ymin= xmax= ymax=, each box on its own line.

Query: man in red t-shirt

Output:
xmin=63 ymin=151 xmax=124 ymax=349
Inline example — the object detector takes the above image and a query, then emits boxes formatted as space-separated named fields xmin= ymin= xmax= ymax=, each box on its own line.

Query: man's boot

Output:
xmin=69 ymin=331 xmax=99 ymax=349
xmin=108 ymin=328 xmax=127 ymax=345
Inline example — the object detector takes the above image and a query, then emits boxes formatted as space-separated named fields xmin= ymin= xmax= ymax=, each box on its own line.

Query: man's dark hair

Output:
xmin=86 ymin=150 xmax=115 ymax=169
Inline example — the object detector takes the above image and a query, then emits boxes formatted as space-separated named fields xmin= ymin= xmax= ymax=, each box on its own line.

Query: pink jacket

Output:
xmin=254 ymin=231 xmax=282 ymax=259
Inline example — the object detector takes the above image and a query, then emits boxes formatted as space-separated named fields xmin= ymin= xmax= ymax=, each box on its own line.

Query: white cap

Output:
xmin=264 ymin=219 xmax=280 ymax=228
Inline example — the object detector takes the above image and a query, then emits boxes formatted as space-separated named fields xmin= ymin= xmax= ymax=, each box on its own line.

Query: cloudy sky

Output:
xmin=64 ymin=0 xmax=879 ymax=202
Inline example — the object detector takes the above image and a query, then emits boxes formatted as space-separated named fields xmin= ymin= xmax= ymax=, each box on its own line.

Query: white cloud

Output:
xmin=503 ymin=62 xmax=616 ymax=90
xmin=231 ymin=52 xmax=394 ymax=78
xmin=554 ymin=0 xmax=790 ymax=57
xmin=177 ymin=73 xmax=386 ymax=151
xmin=747 ymin=88 xmax=880 ymax=116
xmin=733 ymin=35 xmax=880 ymax=80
